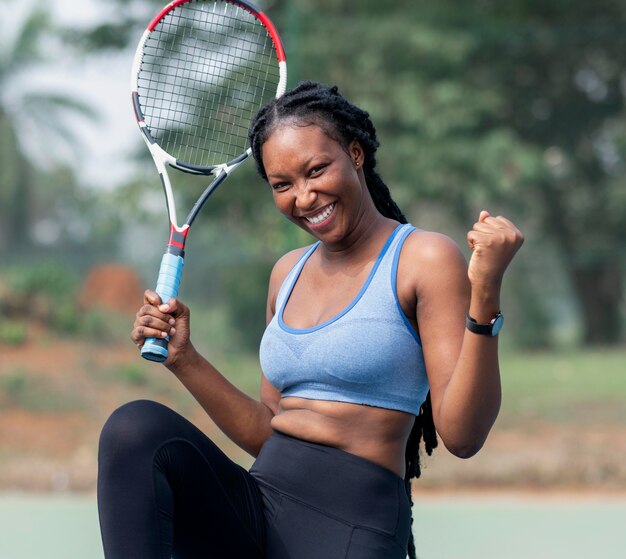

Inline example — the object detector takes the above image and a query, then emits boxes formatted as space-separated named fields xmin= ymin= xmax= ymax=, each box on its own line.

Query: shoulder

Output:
xmin=401 ymin=229 xmax=467 ymax=269
xmin=398 ymin=228 xmax=468 ymax=297
xmin=266 ymin=245 xmax=313 ymax=314
xmin=269 ymin=246 xmax=311 ymax=286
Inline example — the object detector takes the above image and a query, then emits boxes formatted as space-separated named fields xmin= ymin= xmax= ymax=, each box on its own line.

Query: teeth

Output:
xmin=305 ymin=203 xmax=335 ymax=225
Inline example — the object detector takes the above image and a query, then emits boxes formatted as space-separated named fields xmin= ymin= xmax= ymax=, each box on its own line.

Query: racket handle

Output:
xmin=141 ymin=252 xmax=184 ymax=363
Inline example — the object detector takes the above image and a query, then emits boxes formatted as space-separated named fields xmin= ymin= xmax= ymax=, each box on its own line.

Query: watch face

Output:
xmin=491 ymin=314 xmax=504 ymax=336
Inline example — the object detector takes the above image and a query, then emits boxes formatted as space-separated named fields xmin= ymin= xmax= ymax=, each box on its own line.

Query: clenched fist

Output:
xmin=466 ymin=211 xmax=524 ymax=289
xmin=131 ymin=290 xmax=193 ymax=368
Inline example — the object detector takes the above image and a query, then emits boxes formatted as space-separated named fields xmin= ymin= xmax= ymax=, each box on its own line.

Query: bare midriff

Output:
xmin=270 ymin=396 xmax=415 ymax=478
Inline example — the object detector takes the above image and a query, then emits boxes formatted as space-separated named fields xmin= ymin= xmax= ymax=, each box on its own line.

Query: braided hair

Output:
xmin=249 ymin=81 xmax=438 ymax=559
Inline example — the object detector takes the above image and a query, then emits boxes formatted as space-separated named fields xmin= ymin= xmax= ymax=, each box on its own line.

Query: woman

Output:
xmin=98 ymin=81 xmax=523 ymax=559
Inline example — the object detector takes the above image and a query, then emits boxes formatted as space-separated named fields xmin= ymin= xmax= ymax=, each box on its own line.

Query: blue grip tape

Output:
xmin=141 ymin=252 xmax=184 ymax=363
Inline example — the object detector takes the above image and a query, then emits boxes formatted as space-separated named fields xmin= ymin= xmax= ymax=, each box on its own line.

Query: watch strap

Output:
xmin=466 ymin=311 xmax=503 ymax=336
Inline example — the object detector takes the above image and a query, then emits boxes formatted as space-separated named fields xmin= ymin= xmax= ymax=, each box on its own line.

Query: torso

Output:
xmin=271 ymin=398 xmax=414 ymax=477
xmin=266 ymin=220 xmax=422 ymax=477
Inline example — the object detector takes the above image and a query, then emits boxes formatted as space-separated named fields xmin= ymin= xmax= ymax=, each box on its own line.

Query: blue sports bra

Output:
xmin=259 ymin=223 xmax=429 ymax=416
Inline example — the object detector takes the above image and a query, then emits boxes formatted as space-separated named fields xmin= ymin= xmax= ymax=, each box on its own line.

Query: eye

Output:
xmin=309 ymin=163 xmax=327 ymax=177
xmin=270 ymin=181 xmax=290 ymax=191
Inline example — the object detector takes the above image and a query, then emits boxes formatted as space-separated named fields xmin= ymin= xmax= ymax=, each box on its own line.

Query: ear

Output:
xmin=349 ymin=139 xmax=365 ymax=168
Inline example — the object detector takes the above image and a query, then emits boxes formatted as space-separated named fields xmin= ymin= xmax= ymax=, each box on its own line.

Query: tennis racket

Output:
xmin=131 ymin=0 xmax=287 ymax=362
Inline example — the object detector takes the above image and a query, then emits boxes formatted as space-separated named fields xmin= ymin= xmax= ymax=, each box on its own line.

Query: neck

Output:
xmin=319 ymin=210 xmax=397 ymax=264
xmin=318 ymin=170 xmax=399 ymax=261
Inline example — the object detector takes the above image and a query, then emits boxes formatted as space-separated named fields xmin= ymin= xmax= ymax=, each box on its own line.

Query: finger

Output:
xmin=479 ymin=213 xmax=517 ymax=230
xmin=130 ymin=325 xmax=170 ymax=345
xmin=467 ymin=229 xmax=500 ymax=251
xmin=136 ymin=303 xmax=172 ymax=321
xmin=476 ymin=216 xmax=523 ymax=243
xmin=477 ymin=214 xmax=520 ymax=237
xmin=467 ymin=230 xmax=480 ymax=251
xmin=135 ymin=312 xmax=174 ymax=332
xmin=493 ymin=215 xmax=516 ymax=228
xmin=473 ymin=216 xmax=518 ymax=236
xmin=472 ymin=221 xmax=498 ymax=234
xmin=494 ymin=216 xmax=524 ymax=241
xmin=135 ymin=306 xmax=176 ymax=337
xmin=477 ymin=209 xmax=519 ymax=230
xmin=144 ymin=289 xmax=162 ymax=306
xmin=159 ymin=297 xmax=187 ymax=318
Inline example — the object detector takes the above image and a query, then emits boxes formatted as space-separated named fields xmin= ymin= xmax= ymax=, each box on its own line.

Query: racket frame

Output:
xmin=130 ymin=0 xmax=286 ymax=362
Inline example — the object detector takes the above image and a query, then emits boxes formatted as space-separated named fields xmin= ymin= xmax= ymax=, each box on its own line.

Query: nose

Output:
xmin=293 ymin=180 xmax=317 ymax=210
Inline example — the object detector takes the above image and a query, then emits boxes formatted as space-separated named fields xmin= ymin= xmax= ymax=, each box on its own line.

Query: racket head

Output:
xmin=131 ymin=0 xmax=287 ymax=174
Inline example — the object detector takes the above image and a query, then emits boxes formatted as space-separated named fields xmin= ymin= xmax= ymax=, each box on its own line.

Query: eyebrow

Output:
xmin=266 ymin=155 xmax=320 ymax=180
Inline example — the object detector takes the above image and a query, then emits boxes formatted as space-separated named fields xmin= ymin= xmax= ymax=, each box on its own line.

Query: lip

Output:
xmin=298 ymin=202 xmax=336 ymax=230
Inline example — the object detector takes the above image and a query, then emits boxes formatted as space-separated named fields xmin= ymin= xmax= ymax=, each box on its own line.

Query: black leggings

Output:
xmin=98 ymin=400 xmax=411 ymax=559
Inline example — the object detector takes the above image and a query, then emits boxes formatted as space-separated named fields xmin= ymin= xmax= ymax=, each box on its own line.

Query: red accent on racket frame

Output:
xmin=145 ymin=0 xmax=286 ymax=65
xmin=257 ymin=11 xmax=286 ymax=62
xmin=147 ymin=0 xmax=189 ymax=31
xmin=168 ymin=226 xmax=189 ymax=249
xmin=146 ymin=0 xmax=277 ymax=36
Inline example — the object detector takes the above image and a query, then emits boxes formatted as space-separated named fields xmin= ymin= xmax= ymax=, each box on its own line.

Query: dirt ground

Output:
xmin=1 ymin=327 xmax=625 ymax=496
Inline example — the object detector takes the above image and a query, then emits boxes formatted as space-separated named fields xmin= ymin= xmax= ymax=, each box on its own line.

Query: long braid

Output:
xmin=249 ymin=81 xmax=437 ymax=559
xmin=404 ymin=394 xmax=438 ymax=559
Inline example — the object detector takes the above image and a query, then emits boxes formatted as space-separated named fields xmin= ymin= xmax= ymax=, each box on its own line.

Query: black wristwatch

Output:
xmin=466 ymin=311 xmax=504 ymax=337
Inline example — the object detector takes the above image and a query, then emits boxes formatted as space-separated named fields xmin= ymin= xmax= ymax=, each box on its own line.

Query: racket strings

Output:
xmin=137 ymin=0 xmax=279 ymax=168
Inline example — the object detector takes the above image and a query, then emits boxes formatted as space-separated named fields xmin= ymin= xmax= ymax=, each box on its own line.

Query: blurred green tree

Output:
xmin=281 ymin=0 xmax=626 ymax=345
xmin=73 ymin=0 xmax=626 ymax=346
xmin=0 ymin=6 xmax=98 ymax=250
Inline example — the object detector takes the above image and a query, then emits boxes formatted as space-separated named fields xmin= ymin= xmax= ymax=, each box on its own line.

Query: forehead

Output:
xmin=261 ymin=122 xmax=345 ymax=173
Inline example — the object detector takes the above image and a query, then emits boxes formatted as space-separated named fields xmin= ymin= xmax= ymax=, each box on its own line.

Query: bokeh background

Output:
xmin=1 ymin=0 xmax=625 ymax=557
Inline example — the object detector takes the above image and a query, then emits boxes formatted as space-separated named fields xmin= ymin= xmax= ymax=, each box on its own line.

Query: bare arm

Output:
xmin=130 ymin=248 xmax=304 ymax=457
xmin=409 ymin=212 xmax=523 ymax=458
xmin=131 ymin=292 xmax=274 ymax=456
xmin=168 ymin=338 xmax=275 ymax=457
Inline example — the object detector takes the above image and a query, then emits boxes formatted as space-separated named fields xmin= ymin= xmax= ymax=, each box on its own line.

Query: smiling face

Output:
xmin=261 ymin=120 xmax=379 ymax=245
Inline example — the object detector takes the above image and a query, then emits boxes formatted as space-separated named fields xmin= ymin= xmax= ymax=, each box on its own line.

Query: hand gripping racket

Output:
xmin=131 ymin=0 xmax=286 ymax=362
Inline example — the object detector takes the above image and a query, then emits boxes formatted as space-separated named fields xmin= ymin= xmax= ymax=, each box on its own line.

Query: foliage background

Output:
xmin=0 ymin=0 xmax=625 ymax=499
xmin=3 ymin=0 xmax=625 ymax=349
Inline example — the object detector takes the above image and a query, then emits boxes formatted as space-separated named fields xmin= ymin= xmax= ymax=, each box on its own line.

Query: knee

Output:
xmin=99 ymin=400 xmax=175 ymax=460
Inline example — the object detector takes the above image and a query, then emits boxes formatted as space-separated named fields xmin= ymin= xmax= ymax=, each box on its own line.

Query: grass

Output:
xmin=210 ymin=352 xmax=262 ymax=396
xmin=3 ymin=311 xmax=624 ymax=426
xmin=0 ymin=369 xmax=87 ymax=413
xmin=55 ymin=294 xmax=626 ymax=424
xmin=137 ymin=343 xmax=626 ymax=427
xmin=160 ymin=343 xmax=626 ymax=424
xmin=498 ymin=347 xmax=626 ymax=424
xmin=204 ymin=347 xmax=626 ymax=423
xmin=178 ymin=298 xmax=264 ymax=397
xmin=0 ymin=322 xmax=28 ymax=346
xmin=183 ymin=345 xmax=626 ymax=426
